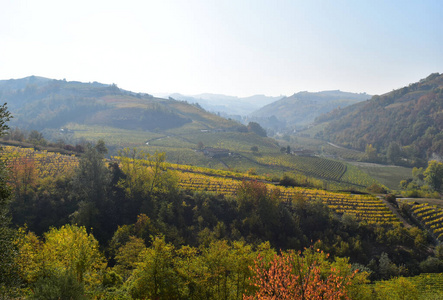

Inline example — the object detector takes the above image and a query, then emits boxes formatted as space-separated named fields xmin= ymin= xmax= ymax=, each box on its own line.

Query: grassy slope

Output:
xmin=349 ymin=162 xmax=412 ymax=190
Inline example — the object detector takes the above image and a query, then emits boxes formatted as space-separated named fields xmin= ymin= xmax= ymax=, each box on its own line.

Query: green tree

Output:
xmin=0 ymin=103 xmax=20 ymax=296
xmin=424 ymin=160 xmax=443 ymax=193
xmin=28 ymin=130 xmax=47 ymax=146
xmin=247 ymin=122 xmax=267 ymax=137
xmin=16 ymin=225 xmax=106 ymax=294
xmin=117 ymin=148 xmax=178 ymax=219
xmin=17 ymin=225 xmax=106 ymax=299
xmin=365 ymin=144 xmax=378 ymax=161
xmin=127 ymin=236 xmax=180 ymax=299
xmin=236 ymin=180 xmax=280 ymax=242
xmin=70 ymin=140 xmax=112 ymax=240
xmin=387 ymin=142 xmax=402 ymax=164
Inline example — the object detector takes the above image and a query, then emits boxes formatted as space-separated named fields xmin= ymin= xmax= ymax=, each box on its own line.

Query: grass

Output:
xmin=349 ymin=162 xmax=412 ymax=190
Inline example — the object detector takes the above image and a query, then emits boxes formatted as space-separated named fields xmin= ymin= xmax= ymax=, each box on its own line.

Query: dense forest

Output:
xmin=316 ymin=73 xmax=443 ymax=166
xmin=1 ymin=102 xmax=443 ymax=299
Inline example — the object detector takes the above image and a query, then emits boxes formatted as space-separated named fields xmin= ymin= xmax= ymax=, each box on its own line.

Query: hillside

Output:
xmin=0 ymin=76 xmax=243 ymax=132
xmin=316 ymin=73 xmax=443 ymax=164
xmin=250 ymin=90 xmax=370 ymax=130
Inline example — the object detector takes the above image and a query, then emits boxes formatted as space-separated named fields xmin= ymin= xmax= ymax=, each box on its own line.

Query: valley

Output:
xmin=0 ymin=74 xmax=442 ymax=299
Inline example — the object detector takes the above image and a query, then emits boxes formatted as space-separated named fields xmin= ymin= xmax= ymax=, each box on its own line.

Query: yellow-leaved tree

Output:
xmin=15 ymin=224 xmax=106 ymax=296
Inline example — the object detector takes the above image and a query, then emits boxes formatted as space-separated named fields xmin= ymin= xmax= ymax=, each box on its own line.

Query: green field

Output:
xmin=349 ymin=162 xmax=412 ymax=190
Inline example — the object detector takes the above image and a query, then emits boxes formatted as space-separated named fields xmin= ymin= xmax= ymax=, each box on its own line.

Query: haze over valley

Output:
xmin=1 ymin=1 xmax=443 ymax=299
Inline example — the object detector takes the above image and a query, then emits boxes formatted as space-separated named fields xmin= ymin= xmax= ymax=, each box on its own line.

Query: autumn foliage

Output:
xmin=244 ymin=248 xmax=357 ymax=300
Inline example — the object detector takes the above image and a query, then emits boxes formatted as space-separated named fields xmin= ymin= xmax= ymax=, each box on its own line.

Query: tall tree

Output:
xmin=424 ymin=160 xmax=443 ymax=193
xmin=116 ymin=148 xmax=178 ymax=219
xmin=0 ymin=103 xmax=20 ymax=295
xmin=387 ymin=142 xmax=402 ymax=164
xmin=70 ymin=140 xmax=112 ymax=240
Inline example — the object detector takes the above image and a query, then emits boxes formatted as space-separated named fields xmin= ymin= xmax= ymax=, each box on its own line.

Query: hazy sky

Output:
xmin=1 ymin=0 xmax=442 ymax=97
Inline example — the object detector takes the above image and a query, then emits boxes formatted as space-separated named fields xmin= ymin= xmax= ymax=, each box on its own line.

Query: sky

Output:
xmin=1 ymin=0 xmax=442 ymax=97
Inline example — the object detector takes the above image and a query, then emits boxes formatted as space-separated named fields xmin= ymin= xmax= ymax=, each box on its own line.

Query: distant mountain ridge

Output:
xmin=250 ymin=90 xmax=370 ymax=130
xmin=167 ymin=93 xmax=283 ymax=116
xmin=317 ymin=73 xmax=443 ymax=162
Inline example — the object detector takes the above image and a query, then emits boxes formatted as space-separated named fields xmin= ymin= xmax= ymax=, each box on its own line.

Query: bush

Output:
xmin=31 ymin=270 xmax=86 ymax=300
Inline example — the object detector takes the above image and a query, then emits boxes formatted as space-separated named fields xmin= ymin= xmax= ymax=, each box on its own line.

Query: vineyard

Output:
xmin=2 ymin=145 xmax=400 ymax=226
xmin=257 ymin=155 xmax=347 ymax=181
xmin=1 ymin=146 xmax=79 ymax=179
xmin=322 ymin=143 xmax=365 ymax=161
xmin=177 ymin=171 xmax=400 ymax=226
xmin=408 ymin=202 xmax=443 ymax=242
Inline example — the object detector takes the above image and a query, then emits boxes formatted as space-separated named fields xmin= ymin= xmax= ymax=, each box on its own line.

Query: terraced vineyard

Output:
xmin=2 ymin=146 xmax=397 ymax=226
xmin=177 ymin=171 xmax=400 ymax=226
xmin=1 ymin=146 xmax=79 ymax=179
xmin=408 ymin=202 xmax=443 ymax=241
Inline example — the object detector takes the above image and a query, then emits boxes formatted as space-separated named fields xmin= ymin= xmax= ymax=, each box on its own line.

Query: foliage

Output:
xmin=321 ymin=73 xmax=443 ymax=163
xmin=116 ymin=148 xmax=177 ymax=200
xmin=247 ymin=122 xmax=267 ymax=137
xmin=424 ymin=161 xmax=443 ymax=193
xmin=244 ymin=247 xmax=363 ymax=300
xmin=124 ymin=236 xmax=274 ymax=300
xmin=399 ymin=162 xmax=442 ymax=198
xmin=0 ymin=103 xmax=21 ymax=296
xmin=30 ymin=269 xmax=86 ymax=300
xmin=15 ymin=225 xmax=106 ymax=292
xmin=70 ymin=141 xmax=111 ymax=236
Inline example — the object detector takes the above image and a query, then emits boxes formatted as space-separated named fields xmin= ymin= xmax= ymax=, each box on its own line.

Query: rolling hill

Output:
xmin=0 ymin=76 xmax=244 ymax=132
xmin=0 ymin=76 xmax=379 ymax=190
xmin=249 ymin=90 xmax=370 ymax=130
xmin=315 ymin=73 xmax=443 ymax=163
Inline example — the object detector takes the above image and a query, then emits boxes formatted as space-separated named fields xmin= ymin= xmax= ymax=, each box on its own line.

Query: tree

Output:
xmin=70 ymin=140 xmax=112 ymax=240
xmin=15 ymin=225 xmax=106 ymax=289
xmin=387 ymin=142 xmax=402 ymax=164
xmin=28 ymin=130 xmax=47 ymax=146
xmin=247 ymin=122 xmax=267 ymax=137
xmin=236 ymin=181 xmax=280 ymax=243
xmin=424 ymin=160 xmax=443 ymax=193
xmin=365 ymin=144 xmax=378 ymax=161
xmin=244 ymin=247 xmax=362 ymax=300
xmin=0 ymin=103 xmax=20 ymax=294
xmin=8 ymin=156 xmax=38 ymax=228
xmin=117 ymin=148 xmax=178 ymax=219
xmin=127 ymin=236 xmax=180 ymax=299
